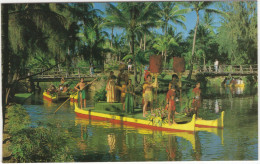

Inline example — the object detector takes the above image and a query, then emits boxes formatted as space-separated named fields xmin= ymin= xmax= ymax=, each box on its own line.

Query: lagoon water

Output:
xmin=23 ymin=85 xmax=258 ymax=161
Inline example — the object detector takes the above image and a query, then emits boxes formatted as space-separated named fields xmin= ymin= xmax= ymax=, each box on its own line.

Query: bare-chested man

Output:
xmin=74 ymin=77 xmax=88 ymax=109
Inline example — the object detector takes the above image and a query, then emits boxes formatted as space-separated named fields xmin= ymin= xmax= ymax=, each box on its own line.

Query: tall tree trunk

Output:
xmin=187 ymin=10 xmax=199 ymax=80
xmin=144 ymin=33 xmax=146 ymax=51
xmin=111 ymin=27 xmax=114 ymax=48
xmin=164 ymin=49 xmax=167 ymax=71
xmin=131 ymin=32 xmax=137 ymax=86
xmin=129 ymin=42 xmax=132 ymax=53
xmin=140 ymin=37 xmax=142 ymax=49
xmin=203 ymin=53 xmax=206 ymax=68
xmin=2 ymin=4 xmax=9 ymax=107
xmin=2 ymin=4 xmax=9 ymax=129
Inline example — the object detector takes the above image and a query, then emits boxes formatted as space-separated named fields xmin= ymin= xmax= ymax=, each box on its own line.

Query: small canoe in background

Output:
xmin=43 ymin=91 xmax=58 ymax=102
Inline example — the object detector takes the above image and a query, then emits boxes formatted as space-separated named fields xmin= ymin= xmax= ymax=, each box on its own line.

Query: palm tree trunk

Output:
xmin=140 ymin=37 xmax=142 ymax=49
xmin=144 ymin=33 xmax=146 ymax=51
xmin=187 ymin=10 xmax=199 ymax=80
xmin=203 ymin=53 xmax=206 ymax=68
xmin=131 ymin=32 xmax=137 ymax=86
xmin=111 ymin=27 xmax=114 ymax=48
xmin=129 ymin=42 xmax=132 ymax=53
xmin=164 ymin=49 xmax=167 ymax=71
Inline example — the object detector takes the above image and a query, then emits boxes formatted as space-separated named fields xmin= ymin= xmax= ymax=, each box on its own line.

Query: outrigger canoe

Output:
xmin=43 ymin=91 xmax=70 ymax=102
xmin=70 ymin=92 xmax=78 ymax=102
xmin=195 ymin=111 xmax=224 ymax=128
xmin=74 ymin=104 xmax=196 ymax=132
xmin=43 ymin=91 xmax=57 ymax=102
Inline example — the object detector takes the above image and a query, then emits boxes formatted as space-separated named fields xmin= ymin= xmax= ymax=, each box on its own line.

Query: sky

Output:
xmin=93 ymin=2 xmax=223 ymax=39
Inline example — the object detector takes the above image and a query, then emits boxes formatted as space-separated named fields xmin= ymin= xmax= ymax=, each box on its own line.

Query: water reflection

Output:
xmin=75 ymin=116 xmax=205 ymax=161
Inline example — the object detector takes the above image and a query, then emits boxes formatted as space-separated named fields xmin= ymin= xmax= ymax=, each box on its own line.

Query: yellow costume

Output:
xmin=106 ymin=79 xmax=116 ymax=103
xmin=143 ymin=83 xmax=153 ymax=102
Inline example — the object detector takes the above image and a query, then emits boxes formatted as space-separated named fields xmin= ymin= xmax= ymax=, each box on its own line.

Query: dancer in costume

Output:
xmin=165 ymin=84 xmax=177 ymax=125
xmin=106 ymin=75 xmax=117 ymax=103
xmin=143 ymin=74 xmax=157 ymax=117
xmin=192 ymin=82 xmax=201 ymax=117
xmin=125 ymin=79 xmax=135 ymax=113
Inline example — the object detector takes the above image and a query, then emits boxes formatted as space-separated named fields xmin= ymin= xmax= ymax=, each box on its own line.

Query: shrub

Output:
xmin=7 ymin=104 xmax=31 ymax=135
xmin=9 ymin=125 xmax=75 ymax=162
xmin=94 ymin=86 xmax=107 ymax=102
xmin=7 ymin=104 xmax=75 ymax=162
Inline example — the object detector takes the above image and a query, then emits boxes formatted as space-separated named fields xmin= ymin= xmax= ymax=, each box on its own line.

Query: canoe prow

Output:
xmin=162 ymin=114 xmax=196 ymax=132
xmin=195 ymin=111 xmax=224 ymax=128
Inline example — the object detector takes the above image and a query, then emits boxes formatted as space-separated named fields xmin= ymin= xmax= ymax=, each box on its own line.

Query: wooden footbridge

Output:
xmin=28 ymin=67 xmax=100 ymax=82
xmin=195 ymin=64 xmax=258 ymax=77
xmin=28 ymin=64 xmax=257 ymax=82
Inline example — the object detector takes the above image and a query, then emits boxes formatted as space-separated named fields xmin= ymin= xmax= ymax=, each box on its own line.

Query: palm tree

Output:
xmin=153 ymin=35 xmax=179 ymax=56
xmin=183 ymin=2 xmax=222 ymax=80
xmin=158 ymin=2 xmax=189 ymax=68
xmin=104 ymin=2 xmax=159 ymax=85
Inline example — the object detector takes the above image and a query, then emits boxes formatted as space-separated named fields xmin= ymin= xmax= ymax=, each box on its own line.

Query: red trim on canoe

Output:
xmin=70 ymin=98 xmax=78 ymax=102
xmin=43 ymin=95 xmax=53 ymax=102
xmin=195 ymin=124 xmax=223 ymax=129
xmin=75 ymin=112 xmax=194 ymax=133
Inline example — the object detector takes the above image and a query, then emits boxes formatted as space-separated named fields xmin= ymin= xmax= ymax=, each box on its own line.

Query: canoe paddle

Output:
xmin=54 ymin=77 xmax=98 ymax=114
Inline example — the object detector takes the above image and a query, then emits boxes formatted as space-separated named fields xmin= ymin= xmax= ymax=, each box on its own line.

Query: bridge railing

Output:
xmin=28 ymin=66 xmax=101 ymax=79
xmin=197 ymin=64 xmax=257 ymax=74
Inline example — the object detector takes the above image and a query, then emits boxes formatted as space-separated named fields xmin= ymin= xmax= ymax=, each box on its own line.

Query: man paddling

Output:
xmin=74 ymin=77 xmax=88 ymax=109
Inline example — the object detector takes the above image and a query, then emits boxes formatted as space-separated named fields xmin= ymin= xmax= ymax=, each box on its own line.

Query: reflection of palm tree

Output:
xmin=194 ymin=132 xmax=202 ymax=161
xmin=143 ymin=135 xmax=153 ymax=160
xmin=78 ymin=124 xmax=87 ymax=155
xmin=166 ymin=135 xmax=177 ymax=161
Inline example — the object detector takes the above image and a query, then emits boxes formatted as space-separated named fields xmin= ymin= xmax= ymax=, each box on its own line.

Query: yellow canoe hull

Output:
xmin=43 ymin=92 xmax=57 ymax=102
xmin=195 ymin=111 xmax=224 ymax=128
xmin=75 ymin=104 xmax=196 ymax=132
xmin=70 ymin=92 xmax=78 ymax=102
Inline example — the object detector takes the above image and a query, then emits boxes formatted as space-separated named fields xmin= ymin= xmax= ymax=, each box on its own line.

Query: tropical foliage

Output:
xmin=2 ymin=1 xmax=257 ymax=103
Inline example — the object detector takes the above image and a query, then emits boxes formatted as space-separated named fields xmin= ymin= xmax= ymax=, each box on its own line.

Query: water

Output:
xmin=22 ymin=85 xmax=258 ymax=161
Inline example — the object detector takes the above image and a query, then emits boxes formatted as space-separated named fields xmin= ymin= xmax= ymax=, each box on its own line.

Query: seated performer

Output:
xmin=48 ymin=84 xmax=58 ymax=94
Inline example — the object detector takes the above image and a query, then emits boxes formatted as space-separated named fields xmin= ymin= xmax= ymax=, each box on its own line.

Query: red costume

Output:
xmin=166 ymin=89 xmax=176 ymax=111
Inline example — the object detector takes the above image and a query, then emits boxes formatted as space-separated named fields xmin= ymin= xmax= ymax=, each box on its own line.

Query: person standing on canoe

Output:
xmin=165 ymin=84 xmax=177 ymax=125
xmin=106 ymin=75 xmax=117 ymax=103
xmin=125 ymin=79 xmax=135 ymax=113
xmin=192 ymin=82 xmax=201 ymax=117
xmin=168 ymin=74 xmax=179 ymax=90
xmin=168 ymin=74 xmax=180 ymax=101
xmin=74 ymin=77 xmax=87 ymax=109
xmin=143 ymin=74 xmax=157 ymax=117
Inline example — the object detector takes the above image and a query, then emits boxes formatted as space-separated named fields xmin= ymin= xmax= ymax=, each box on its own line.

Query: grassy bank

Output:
xmin=14 ymin=93 xmax=33 ymax=104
